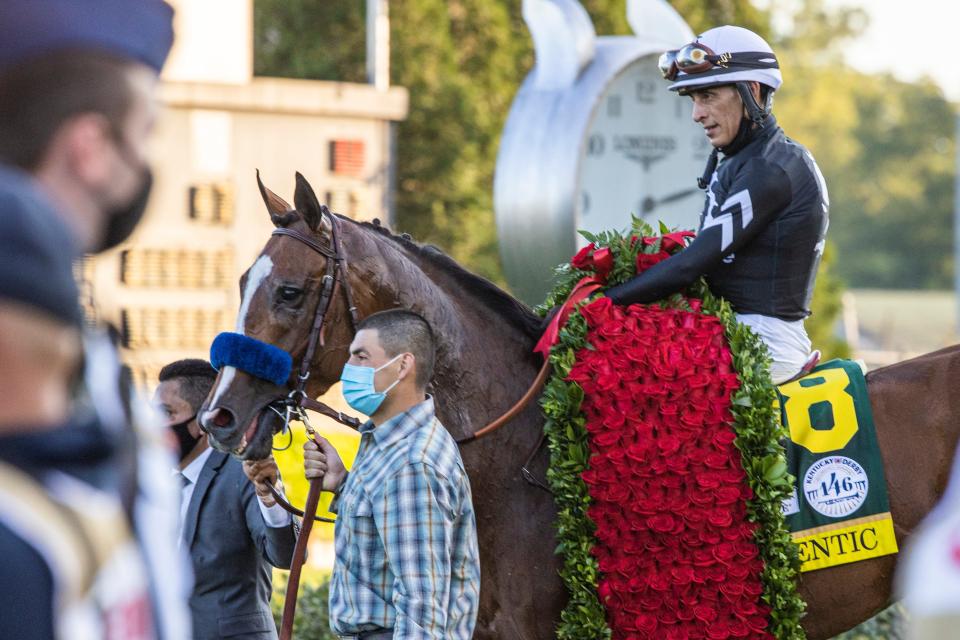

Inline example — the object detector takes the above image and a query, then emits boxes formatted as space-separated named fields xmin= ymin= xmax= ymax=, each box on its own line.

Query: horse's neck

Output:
xmin=361 ymin=241 xmax=540 ymax=437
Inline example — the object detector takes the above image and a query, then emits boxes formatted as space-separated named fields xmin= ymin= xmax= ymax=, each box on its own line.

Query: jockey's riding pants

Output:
xmin=735 ymin=313 xmax=812 ymax=385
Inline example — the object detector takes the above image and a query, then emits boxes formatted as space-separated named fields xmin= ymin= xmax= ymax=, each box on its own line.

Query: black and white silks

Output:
xmin=607 ymin=115 xmax=829 ymax=321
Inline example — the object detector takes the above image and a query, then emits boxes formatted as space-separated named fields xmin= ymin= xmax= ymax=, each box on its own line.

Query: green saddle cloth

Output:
xmin=776 ymin=359 xmax=898 ymax=572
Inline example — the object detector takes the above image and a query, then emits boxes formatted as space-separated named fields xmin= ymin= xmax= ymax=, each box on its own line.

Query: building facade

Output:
xmin=81 ymin=0 xmax=408 ymax=389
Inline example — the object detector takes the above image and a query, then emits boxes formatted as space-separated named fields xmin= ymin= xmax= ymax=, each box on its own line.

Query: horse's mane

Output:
xmin=350 ymin=217 xmax=544 ymax=342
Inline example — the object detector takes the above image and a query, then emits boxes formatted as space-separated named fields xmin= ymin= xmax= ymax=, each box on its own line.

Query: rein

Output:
xmin=270 ymin=211 xmax=359 ymax=640
xmin=269 ymin=211 xmax=550 ymax=639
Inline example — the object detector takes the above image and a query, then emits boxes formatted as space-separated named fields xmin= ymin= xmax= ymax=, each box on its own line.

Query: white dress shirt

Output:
xmin=177 ymin=447 xmax=292 ymax=544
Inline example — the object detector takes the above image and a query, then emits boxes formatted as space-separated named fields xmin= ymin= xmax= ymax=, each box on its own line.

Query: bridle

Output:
xmin=272 ymin=212 xmax=361 ymax=430
xmin=268 ymin=209 xmax=359 ymax=640
xmin=266 ymin=207 xmax=550 ymax=640
xmin=270 ymin=208 xmax=550 ymax=447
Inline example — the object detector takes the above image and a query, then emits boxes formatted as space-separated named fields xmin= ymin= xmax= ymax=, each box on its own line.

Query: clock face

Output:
xmin=577 ymin=53 xmax=712 ymax=243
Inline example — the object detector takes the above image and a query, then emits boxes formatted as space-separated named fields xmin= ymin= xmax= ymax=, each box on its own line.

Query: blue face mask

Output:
xmin=340 ymin=354 xmax=403 ymax=416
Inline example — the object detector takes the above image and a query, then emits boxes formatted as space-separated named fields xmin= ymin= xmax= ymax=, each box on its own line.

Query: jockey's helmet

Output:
xmin=658 ymin=25 xmax=781 ymax=124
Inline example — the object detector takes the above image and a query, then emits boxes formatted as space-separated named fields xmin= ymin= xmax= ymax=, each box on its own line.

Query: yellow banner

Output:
xmin=792 ymin=512 xmax=899 ymax=572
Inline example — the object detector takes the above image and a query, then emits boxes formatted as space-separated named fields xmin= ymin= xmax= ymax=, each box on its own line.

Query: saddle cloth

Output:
xmin=776 ymin=359 xmax=898 ymax=572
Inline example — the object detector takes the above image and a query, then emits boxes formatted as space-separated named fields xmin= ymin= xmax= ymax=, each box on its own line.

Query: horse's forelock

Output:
xmin=269 ymin=210 xmax=301 ymax=228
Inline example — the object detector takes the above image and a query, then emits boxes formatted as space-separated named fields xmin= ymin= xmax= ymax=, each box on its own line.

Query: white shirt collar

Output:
xmin=180 ymin=446 xmax=213 ymax=484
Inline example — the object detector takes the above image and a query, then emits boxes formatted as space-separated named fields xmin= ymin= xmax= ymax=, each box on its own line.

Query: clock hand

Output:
xmin=641 ymin=187 xmax=702 ymax=215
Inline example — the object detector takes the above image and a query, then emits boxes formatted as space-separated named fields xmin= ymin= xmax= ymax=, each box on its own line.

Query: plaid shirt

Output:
xmin=328 ymin=397 xmax=480 ymax=639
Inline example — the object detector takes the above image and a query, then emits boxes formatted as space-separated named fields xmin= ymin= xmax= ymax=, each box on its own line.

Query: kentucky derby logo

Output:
xmin=803 ymin=456 xmax=869 ymax=518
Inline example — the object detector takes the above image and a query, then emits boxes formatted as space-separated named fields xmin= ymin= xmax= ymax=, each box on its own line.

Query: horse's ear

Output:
xmin=256 ymin=169 xmax=293 ymax=226
xmin=293 ymin=172 xmax=332 ymax=235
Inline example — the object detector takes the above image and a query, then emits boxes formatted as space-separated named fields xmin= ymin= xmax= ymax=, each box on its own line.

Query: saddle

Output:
xmin=782 ymin=349 xmax=821 ymax=384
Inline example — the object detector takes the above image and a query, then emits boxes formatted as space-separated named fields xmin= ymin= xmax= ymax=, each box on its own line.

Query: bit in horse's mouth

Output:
xmin=232 ymin=400 xmax=286 ymax=458
xmin=233 ymin=413 xmax=261 ymax=456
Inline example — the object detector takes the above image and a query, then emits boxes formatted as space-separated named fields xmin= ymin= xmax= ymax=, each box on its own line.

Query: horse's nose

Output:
xmin=200 ymin=407 xmax=236 ymax=435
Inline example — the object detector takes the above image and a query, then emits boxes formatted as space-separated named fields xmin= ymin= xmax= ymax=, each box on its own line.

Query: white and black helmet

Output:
xmin=659 ymin=26 xmax=781 ymax=123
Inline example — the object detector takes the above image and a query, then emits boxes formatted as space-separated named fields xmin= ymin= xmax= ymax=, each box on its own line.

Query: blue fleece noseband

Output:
xmin=210 ymin=332 xmax=293 ymax=386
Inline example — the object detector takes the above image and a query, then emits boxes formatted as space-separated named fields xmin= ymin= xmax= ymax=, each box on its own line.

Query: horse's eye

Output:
xmin=278 ymin=286 xmax=302 ymax=303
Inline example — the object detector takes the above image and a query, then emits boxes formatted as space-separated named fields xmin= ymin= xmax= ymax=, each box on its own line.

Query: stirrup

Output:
xmin=782 ymin=350 xmax=821 ymax=384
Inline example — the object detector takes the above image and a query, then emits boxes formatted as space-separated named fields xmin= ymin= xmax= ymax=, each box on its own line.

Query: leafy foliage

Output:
xmin=773 ymin=0 xmax=957 ymax=289
xmin=271 ymin=576 xmax=336 ymax=640
xmin=540 ymin=219 xmax=804 ymax=638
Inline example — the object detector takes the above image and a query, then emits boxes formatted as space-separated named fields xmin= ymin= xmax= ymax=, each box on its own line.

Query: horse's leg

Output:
xmin=799 ymin=360 xmax=960 ymax=639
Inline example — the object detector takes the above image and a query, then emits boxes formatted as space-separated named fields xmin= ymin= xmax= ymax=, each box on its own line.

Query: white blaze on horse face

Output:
xmin=208 ymin=255 xmax=273 ymax=410
xmin=209 ymin=365 xmax=236 ymax=410
xmin=236 ymin=255 xmax=274 ymax=334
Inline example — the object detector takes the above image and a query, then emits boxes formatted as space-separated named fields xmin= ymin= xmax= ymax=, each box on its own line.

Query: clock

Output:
xmin=494 ymin=0 xmax=705 ymax=303
xmin=578 ymin=54 xmax=711 ymax=237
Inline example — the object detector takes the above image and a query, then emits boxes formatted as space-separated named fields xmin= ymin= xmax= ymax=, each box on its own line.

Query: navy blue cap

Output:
xmin=0 ymin=165 xmax=82 ymax=326
xmin=0 ymin=0 xmax=175 ymax=74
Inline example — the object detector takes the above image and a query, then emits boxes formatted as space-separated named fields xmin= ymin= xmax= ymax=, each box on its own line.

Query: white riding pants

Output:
xmin=735 ymin=313 xmax=812 ymax=385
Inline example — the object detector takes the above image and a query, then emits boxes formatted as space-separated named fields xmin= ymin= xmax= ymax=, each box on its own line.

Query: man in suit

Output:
xmin=154 ymin=359 xmax=299 ymax=639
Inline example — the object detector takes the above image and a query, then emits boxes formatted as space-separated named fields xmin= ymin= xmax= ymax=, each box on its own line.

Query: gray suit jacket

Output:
xmin=184 ymin=450 xmax=298 ymax=639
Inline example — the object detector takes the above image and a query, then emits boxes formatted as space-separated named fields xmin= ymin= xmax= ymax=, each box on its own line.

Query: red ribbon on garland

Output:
xmin=533 ymin=275 xmax=603 ymax=358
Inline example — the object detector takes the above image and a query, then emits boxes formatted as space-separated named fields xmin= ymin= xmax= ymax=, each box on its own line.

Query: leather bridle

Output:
xmin=272 ymin=214 xmax=361 ymax=429
xmin=268 ymin=209 xmax=359 ymax=640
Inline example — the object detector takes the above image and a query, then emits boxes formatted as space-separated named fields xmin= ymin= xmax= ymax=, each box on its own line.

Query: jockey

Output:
xmin=605 ymin=25 xmax=829 ymax=384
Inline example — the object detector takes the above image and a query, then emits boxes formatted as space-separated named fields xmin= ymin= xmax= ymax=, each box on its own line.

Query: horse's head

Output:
xmin=199 ymin=171 xmax=364 ymax=459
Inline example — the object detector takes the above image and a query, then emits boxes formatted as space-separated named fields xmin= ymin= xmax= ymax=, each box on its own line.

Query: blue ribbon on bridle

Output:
xmin=209 ymin=332 xmax=292 ymax=386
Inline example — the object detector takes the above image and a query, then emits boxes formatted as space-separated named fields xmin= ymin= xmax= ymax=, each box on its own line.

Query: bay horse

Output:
xmin=199 ymin=172 xmax=960 ymax=639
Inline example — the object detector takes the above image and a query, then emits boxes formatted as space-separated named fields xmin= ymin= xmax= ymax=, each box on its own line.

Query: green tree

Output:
xmin=773 ymin=0 xmax=956 ymax=290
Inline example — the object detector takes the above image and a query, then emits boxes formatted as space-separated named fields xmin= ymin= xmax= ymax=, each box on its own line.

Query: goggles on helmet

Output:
xmin=657 ymin=42 xmax=779 ymax=81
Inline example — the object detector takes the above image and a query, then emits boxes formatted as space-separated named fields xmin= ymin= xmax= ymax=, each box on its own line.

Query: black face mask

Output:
xmin=169 ymin=413 xmax=201 ymax=462
xmin=94 ymin=168 xmax=153 ymax=253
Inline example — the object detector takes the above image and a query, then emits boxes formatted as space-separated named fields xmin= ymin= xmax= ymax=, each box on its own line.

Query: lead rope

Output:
xmin=277 ymin=210 xmax=348 ymax=640
xmin=280 ymin=419 xmax=325 ymax=640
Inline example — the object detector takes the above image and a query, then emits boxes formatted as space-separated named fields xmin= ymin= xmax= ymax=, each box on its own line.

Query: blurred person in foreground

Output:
xmin=303 ymin=309 xmax=480 ymax=640
xmin=154 ymin=359 xmax=299 ymax=639
xmin=0 ymin=192 xmax=156 ymax=637
xmin=0 ymin=1 xmax=191 ymax=637
xmin=898 ymin=445 xmax=960 ymax=639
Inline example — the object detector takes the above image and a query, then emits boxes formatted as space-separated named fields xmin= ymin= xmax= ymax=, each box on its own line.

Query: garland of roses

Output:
xmin=537 ymin=219 xmax=806 ymax=639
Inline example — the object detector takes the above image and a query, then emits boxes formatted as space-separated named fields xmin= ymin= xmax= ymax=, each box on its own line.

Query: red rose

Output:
xmin=694 ymin=604 xmax=718 ymax=623
xmin=636 ymin=250 xmax=671 ymax=273
xmin=592 ymin=246 xmax=614 ymax=275
xmin=571 ymin=243 xmax=595 ymax=269
xmin=661 ymin=230 xmax=696 ymax=252
xmin=706 ymin=619 xmax=732 ymax=639
xmin=746 ymin=615 xmax=770 ymax=634
xmin=670 ymin=566 xmax=695 ymax=585
xmin=647 ymin=513 xmax=676 ymax=533
xmin=635 ymin=613 xmax=659 ymax=636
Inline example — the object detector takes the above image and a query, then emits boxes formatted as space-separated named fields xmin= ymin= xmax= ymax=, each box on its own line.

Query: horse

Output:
xmin=199 ymin=172 xmax=960 ymax=640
